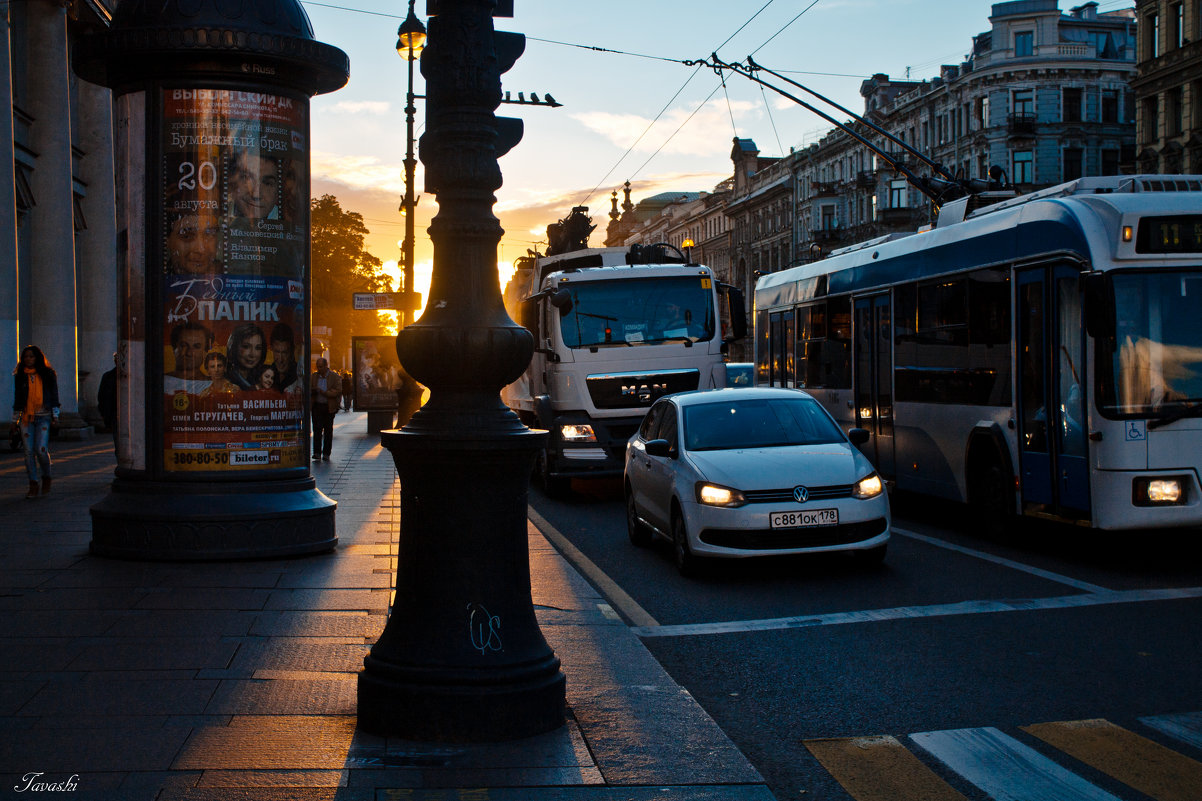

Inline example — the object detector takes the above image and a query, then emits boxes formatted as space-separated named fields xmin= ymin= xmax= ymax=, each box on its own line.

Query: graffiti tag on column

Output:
xmin=467 ymin=602 xmax=502 ymax=655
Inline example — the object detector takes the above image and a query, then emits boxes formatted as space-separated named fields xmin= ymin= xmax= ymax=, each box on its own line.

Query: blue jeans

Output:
xmin=20 ymin=413 xmax=52 ymax=483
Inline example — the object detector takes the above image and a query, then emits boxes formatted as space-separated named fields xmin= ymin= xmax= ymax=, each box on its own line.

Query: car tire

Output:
xmin=626 ymin=487 xmax=652 ymax=547
xmin=671 ymin=512 xmax=699 ymax=577
xmin=537 ymin=450 xmax=570 ymax=498
xmin=853 ymin=543 xmax=887 ymax=565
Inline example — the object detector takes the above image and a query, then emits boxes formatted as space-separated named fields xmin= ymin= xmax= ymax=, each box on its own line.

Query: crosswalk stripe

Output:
xmin=1023 ymin=719 xmax=1202 ymax=801
xmin=909 ymin=726 xmax=1125 ymax=801
xmin=804 ymin=735 xmax=969 ymax=801
xmin=1141 ymin=711 xmax=1202 ymax=752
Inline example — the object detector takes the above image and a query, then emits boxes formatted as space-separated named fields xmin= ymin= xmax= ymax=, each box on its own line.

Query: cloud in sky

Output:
xmin=329 ymin=100 xmax=391 ymax=115
xmin=312 ymin=151 xmax=404 ymax=195
xmin=570 ymin=100 xmax=757 ymax=159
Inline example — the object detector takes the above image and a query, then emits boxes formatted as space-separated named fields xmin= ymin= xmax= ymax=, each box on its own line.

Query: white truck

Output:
xmin=502 ymin=242 xmax=746 ymax=495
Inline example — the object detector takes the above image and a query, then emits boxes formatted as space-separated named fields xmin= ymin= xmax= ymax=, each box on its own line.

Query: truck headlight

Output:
xmin=853 ymin=473 xmax=884 ymax=499
xmin=560 ymin=424 xmax=596 ymax=442
xmin=1133 ymin=476 xmax=1186 ymax=505
xmin=696 ymin=482 xmax=746 ymax=507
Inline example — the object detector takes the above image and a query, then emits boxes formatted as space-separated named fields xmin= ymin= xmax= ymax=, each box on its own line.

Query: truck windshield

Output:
xmin=1098 ymin=269 xmax=1202 ymax=417
xmin=558 ymin=276 xmax=716 ymax=348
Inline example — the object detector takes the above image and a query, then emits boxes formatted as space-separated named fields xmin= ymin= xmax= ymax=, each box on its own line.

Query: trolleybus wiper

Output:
xmin=1147 ymin=403 xmax=1202 ymax=430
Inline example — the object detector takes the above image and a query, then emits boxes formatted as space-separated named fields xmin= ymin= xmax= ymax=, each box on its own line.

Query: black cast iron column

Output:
xmin=357 ymin=0 xmax=565 ymax=741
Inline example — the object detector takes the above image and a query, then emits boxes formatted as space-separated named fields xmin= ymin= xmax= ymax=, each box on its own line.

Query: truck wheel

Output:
xmin=537 ymin=450 xmax=570 ymax=498
xmin=626 ymin=487 xmax=652 ymax=547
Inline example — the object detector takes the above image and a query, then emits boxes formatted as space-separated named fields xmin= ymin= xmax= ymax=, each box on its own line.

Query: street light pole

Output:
xmin=396 ymin=0 xmax=425 ymax=329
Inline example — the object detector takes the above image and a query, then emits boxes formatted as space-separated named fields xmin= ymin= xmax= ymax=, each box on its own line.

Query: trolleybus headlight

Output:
xmin=560 ymin=424 xmax=597 ymax=442
xmin=853 ymin=473 xmax=884 ymax=499
xmin=696 ymin=482 xmax=746 ymax=507
xmin=1133 ymin=476 xmax=1186 ymax=505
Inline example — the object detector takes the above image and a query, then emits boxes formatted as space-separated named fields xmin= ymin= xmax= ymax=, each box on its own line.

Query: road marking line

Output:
xmin=892 ymin=526 xmax=1112 ymax=593
xmin=1023 ymin=718 xmax=1202 ymax=801
xmin=805 ymin=735 xmax=970 ymax=801
xmin=630 ymin=586 xmax=1202 ymax=638
xmin=910 ymin=726 xmax=1124 ymax=801
xmin=527 ymin=508 xmax=660 ymax=629
xmin=1140 ymin=711 xmax=1202 ymax=752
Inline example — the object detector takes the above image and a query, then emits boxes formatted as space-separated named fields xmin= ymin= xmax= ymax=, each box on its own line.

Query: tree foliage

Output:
xmin=310 ymin=194 xmax=390 ymax=364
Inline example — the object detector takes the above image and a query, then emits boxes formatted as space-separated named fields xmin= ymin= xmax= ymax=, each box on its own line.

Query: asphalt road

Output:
xmin=531 ymin=478 xmax=1202 ymax=801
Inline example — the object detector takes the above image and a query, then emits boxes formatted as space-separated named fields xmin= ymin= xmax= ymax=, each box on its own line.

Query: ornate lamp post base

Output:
xmin=358 ymin=428 xmax=564 ymax=742
xmin=90 ymin=477 xmax=336 ymax=560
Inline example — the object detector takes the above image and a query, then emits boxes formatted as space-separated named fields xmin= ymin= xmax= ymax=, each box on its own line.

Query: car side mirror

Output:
xmin=848 ymin=428 xmax=870 ymax=446
xmin=645 ymin=438 xmax=673 ymax=458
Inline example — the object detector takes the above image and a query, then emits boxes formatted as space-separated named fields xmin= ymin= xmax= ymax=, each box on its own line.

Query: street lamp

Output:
xmin=396 ymin=0 xmax=425 ymax=328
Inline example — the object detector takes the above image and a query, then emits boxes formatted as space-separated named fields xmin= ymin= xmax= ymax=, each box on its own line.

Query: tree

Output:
xmin=310 ymin=194 xmax=390 ymax=366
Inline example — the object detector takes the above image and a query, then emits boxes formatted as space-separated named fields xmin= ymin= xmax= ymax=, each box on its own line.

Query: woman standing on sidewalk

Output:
xmin=11 ymin=345 xmax=60 ymax=499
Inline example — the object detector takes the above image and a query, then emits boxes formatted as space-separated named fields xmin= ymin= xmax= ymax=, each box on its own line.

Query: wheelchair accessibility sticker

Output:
xmin=1126 ymin=420 xmax=1146 ymax=441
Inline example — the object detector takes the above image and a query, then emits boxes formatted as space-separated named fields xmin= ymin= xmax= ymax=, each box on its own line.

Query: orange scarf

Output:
xmin=22 ymin=367 xmax=42 ymax=425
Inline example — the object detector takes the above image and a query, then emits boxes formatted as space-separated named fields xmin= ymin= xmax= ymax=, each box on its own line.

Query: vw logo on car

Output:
xmin=793 ymin=486 xmax=809 ymax=503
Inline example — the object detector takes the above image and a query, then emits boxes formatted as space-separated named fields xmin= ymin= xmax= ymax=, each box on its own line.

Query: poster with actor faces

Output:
xmin=160 ymin=88 xmax=309 ymax=472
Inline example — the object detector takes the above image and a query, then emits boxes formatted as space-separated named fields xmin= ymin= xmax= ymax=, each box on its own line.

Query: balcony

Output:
xmin=810 ymin=227 xmax=845 ymax=244
xmin=856 ymin=171 xmax=877 ymax=189
xmin=1008 ymin=113 xmax=1037 ymax=136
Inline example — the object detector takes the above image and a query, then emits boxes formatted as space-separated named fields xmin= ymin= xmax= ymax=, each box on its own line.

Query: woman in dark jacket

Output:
xmin=11 ymin=345 xmax=60 ymax=499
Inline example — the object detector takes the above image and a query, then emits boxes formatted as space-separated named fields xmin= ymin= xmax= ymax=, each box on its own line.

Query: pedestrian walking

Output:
xmin=98 ymin=351 xmax=118 ymax=453
xmin=11 ymin=345 xmax=60 ymax=499
xmin=309 ymin=358 xmax=342 ymax=461
xmin=341 ymin=370 xmax=353 ymax=410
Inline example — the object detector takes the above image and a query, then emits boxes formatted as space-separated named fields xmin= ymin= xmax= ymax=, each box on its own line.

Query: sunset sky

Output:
xmin=302 ymin=0 xmax=1132 ymax=313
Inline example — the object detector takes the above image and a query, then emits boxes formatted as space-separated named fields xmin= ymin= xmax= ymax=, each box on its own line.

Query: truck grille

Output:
xmin=586 ymin=369 xmax=700 ymax=410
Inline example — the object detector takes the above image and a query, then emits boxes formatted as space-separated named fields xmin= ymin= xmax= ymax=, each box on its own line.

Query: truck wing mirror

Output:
xmin=550 ymin=288 xmax=573 ymax=315
xmin=721 ymin=284 xmax=748 ymax=341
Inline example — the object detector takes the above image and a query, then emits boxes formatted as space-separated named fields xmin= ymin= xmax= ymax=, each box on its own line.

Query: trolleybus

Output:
xmin=754 ymin=175 xmax=1202 ymax=530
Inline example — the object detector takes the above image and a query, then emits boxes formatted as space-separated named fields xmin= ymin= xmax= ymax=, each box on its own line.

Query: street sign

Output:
xmin=353 ymin=292 xmax=421 ymax=312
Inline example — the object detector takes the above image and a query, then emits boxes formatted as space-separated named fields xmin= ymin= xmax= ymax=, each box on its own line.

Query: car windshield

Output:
xmin=558 ymin=276 xmax=716 ymax=348
xmin=682 ymin=396 xmax=844 ymax=451
xmin=1099 ymin=270 xmax=1202 ymax=416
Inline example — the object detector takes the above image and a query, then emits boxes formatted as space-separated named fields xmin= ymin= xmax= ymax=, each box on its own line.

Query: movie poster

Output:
xmin=160 ymin=88 xmax=309 ymax=472
xmin=353 ymin=336 xmax=403 ymax=411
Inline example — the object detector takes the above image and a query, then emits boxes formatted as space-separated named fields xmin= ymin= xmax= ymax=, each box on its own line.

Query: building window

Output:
xmin=1168 ymin=87 xmax=1184 ymax=136
xmin=1173 ymin=2 xmax=1185 ymax=48
xmin=1102 ymin=89 xmax=1120 ymax=123
xmin=1012 ymin=88 xmax=1033 ymax=116
xmin=1063 ymin=88 xmax=1082 ymax=123
xmin=1063 ymin=148 xmax=1084 ymax=181
xmin=1194 ymin=81 xmax=1202 ymax=128
xmin=1013 ymin=150 xmax=1034 ymax=184
xmin=1147 ymin=11 xmax=1160 ymax=58
xmin=890 ymin=180 xmax=907 ymax=208
xmin=978 ymin=95 xmax=990 ymax=128
xmin=1102 ymin=149 xmax=1120 ymax=176
xmin=1143 ymin=95 xmax=1160 ymax=143
xmin=1015 ymin=31 xmax=1033 ymax=57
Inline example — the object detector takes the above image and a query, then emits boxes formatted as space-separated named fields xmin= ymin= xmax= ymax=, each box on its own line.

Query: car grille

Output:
xmin=742 ymin=484 xmax=854 ymax=503
xmin=699 ymin=517 xmax=887 ymax=550
xmin=586 ymin=369 xmax=700 ymax=410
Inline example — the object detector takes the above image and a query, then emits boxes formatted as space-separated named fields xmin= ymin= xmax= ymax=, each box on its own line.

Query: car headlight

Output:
xmin=1133 ymin=476 xmax=1187 ymax=506
xmin=696 ymin=482 xmax=746 ymax=507
xmin=560 ymin=424 xmax=596 ymax=442
xmin=853 ymin=473 xmax=884 ymax=499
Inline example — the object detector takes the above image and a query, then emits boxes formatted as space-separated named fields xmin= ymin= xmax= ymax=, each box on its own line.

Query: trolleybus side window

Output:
xmin=756 ymin=309 xmax=771 ymax=386
xmin=792 ymin=298 xmax=852 ymax=389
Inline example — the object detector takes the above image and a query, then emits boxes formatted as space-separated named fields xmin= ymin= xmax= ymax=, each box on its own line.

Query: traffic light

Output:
xmin=425 ymin=0 xmax=524 ymax=158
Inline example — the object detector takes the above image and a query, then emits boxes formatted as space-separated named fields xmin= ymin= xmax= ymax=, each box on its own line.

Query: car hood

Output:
xmin=684 ymin=444 xmax=868 ymax=489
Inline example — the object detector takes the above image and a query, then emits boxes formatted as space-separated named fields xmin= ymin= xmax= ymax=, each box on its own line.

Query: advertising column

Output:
xmin=74 ymin=0 xmax=348 ymax=560
xmin=161 ymin=89 xmax=308 ymax=474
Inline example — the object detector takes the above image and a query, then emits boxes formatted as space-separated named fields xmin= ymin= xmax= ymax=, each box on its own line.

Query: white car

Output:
xmin=623 ymin=387 xmax=890 ymax=575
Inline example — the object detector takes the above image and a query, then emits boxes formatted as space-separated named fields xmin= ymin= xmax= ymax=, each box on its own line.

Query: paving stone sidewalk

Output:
xmin=0 ymin=413 xmax=772 ymax=800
